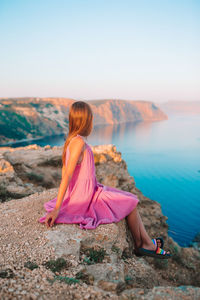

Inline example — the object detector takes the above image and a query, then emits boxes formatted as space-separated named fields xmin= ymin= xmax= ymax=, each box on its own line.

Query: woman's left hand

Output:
xmin=45 ymin=208 xmax=60 ymax=228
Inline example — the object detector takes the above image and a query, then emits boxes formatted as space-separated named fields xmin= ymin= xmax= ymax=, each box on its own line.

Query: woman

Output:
xmin=39 ymin=101 xmax=171 ymax=259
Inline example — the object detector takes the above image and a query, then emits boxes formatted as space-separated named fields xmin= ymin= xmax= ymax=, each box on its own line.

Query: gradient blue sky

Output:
xmin=0 ymin=0 xmax=199 ymax=102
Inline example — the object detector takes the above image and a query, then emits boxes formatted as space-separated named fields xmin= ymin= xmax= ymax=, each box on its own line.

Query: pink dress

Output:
xmin=38 ymin=134 xmax=139 ymax=229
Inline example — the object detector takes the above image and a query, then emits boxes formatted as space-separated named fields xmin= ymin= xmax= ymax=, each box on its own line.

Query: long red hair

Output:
xmin=62 ymin=101 xmax=93 ymax=166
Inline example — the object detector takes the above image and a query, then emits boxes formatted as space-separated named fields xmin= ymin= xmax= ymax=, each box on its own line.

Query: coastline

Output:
xmin=0 ymin=133 xmax=66 ymax=148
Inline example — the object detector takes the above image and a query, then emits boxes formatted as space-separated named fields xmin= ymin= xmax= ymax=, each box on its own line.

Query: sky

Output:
xmin=0 ymin=0 xmax=199 ymax=102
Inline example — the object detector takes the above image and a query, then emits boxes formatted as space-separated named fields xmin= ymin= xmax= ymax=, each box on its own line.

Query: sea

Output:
xmin=2 ymin=112 xmax=200 ymax=247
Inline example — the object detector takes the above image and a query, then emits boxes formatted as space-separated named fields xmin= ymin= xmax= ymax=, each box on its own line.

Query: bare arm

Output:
xmin=45 ymin=136 xmax=85 ymax=227
xmin=61 ymin=165 xmax=66 ymax=179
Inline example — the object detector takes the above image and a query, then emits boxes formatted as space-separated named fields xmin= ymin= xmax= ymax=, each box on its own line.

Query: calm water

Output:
xmin=3 ymin=113 xmax=200 ymax=247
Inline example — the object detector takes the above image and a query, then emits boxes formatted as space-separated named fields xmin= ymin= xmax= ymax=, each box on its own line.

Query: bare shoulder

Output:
xmin=69 ymin=135 xmax=85 ymax=152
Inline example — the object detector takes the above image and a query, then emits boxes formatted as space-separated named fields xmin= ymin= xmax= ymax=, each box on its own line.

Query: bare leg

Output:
xmin=127 ymin=206 xmax=170 ymax=253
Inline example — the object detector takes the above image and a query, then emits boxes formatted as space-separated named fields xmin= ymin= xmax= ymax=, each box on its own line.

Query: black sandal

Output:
xmin=137 ymin=245 xmax=171 ymax=259
xmin=134 ymin=237 xmax=164 ymax=257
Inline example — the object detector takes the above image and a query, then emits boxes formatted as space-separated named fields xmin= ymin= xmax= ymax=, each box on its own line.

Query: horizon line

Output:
xmin=0 ymin=97 xmax=200 ymax=103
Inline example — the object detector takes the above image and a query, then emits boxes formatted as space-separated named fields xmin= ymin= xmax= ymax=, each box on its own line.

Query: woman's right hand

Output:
xmin=45 ymin=208 xmax=60 ymax=228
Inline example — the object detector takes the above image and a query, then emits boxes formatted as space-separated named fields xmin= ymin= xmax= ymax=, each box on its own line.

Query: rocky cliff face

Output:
xmin=0 ymin=98 xmax=168 ymax=145
xmin=0 ymin=143 xmax=199 ymax=299
xmin=88 ymin=99 xmax=167 ymax=125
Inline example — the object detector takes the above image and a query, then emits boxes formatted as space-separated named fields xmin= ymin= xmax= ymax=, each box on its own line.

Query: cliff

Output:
xmin=0 ymin=144 xmax=199 ymax=299
xmin=0 ymin=98 xmax=168 ymax=145
xmin=87 ymin=99 xmax=167 ymax=125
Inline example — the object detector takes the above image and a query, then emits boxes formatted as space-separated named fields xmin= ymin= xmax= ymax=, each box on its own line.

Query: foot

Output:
xmin=152 ymin=237 xmax=164 ymax=249
xmin=134 ymin=239 xmax=170 ymax=256
xmin=137 ymin=245 xmax=172 ymax=259
xmin=142 ymin=239 xmax=170 ymax=253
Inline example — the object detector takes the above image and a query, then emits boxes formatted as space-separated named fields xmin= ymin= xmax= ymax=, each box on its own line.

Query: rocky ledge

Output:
xmin=0 ymin=144 xmax=200 ymax=299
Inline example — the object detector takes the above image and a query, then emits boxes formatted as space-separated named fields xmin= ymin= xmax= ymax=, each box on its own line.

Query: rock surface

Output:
xmin=0 ymin=143 xmax=138 ymax=201
xmin=0 ymin=144 xmax=200 ymax=299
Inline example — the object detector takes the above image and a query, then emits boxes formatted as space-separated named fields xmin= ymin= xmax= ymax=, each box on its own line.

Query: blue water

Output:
xmin=2 ymin=113 xmax=200 ymax=247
